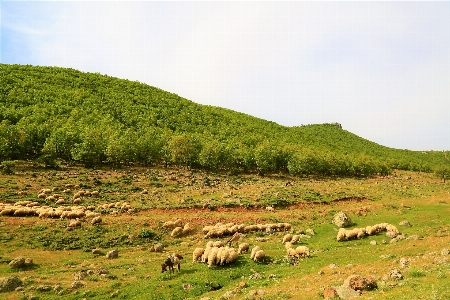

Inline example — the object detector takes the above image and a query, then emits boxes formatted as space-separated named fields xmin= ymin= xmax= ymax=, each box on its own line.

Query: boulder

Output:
xmin=0 ymin=276 xmax=23 ymax=293
xmin=106 ymin=250 xmax=118 ymax=259
xmin=8 ymin=257 xmax=26 ymax=269
xmin=332 ymin=211 xmax=352 ymax=228
xmin=323 ymin=287 xmax=339 ymax=299
xmin=343 ymin=275 xmax=377 ymax=291
xmin=335 ymin=285 xmax=361 ymax=299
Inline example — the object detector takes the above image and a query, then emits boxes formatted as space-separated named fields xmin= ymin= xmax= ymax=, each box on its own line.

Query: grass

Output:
xmin=0 ymin=162 xmax=449 ymax=299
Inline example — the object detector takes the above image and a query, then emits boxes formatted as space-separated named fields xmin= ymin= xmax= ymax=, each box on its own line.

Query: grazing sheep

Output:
xmin=285 ymin=242 xmax=293 ymax=250
xmin=291 ymin=235 xmax=301 ymax=244
xmin=171 ymin=227 xmax=183 ymax=237
xmin=192 ymin=248 xmax=205 ymax=263
xmin=295 ymin=246 xmax=310 ymax=257
xmin=91 ymin=216 xmax=102 ymax=225
xmin=253 ymin=250 xmax=266 ymax=262
xmin=225 ymin=232 xmax=242 ymax=247
xmin=68 ymin=219 xmax=82 ymax=228
xmin=287 ymin=248 xmax=298 ymax=257
xmin=238 ymin=243 xmax=249 ymax=254
xmin=207 ymin=247 xmax=220 ymax=268
xmin=282 ymin=234 xmax=293 ymax=244
xmin=250 ymin=246 xmax=261 ymax=260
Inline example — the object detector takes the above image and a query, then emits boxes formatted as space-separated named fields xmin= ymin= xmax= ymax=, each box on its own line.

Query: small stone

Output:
xmin=370 ymin=240 xmax=377 ymax=245
xmin=71 ymin=281 xmax=84 ymax=289
xmin=388 ymin=269 xmax=403 ymax=280
xmin=399 ymin=258 xmax=411 ymax=269
xmin=399 ymin=220 xmax=411 ymax=227
xmin=441 ymin=249 xmax=450 ymax=256
xmin=92 ymin=248 xmax=103 ymax=255
xmin=74 ymin=271 xmax=88 ymax=281
xmin=323 ymin=287 xmax=339 ymax=299
xmin=239 ymin=281 xmax=247 ymax=287
xmin=36 ymin=285 xmax=52 ymax=292
xmin=182 ymin=283 xmax=192 ymax=290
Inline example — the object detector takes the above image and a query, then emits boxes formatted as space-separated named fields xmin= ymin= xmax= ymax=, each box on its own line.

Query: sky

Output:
xmin=1 ymin=1 xmax=449 ymax=151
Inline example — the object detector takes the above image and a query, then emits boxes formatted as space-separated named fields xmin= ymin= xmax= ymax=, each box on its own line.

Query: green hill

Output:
xmin=0 ymin=63 xmax=448 ymax=175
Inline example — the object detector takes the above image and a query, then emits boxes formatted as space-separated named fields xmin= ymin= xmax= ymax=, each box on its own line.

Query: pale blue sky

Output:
xmin=1 ymin=1 xmax=449 ymax=151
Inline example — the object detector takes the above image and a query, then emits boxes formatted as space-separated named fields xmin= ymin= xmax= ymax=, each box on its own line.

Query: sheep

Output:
xmin=250 ymin=246 xmax=261 ymax=260
xmin=282 ymin=234 xmax=293 ymax=244
xmin=182 ymin=223 xmax=193 ymax=235
xmin=192 ymin=248 xmax=204 ymax=263
xmin=285 ymin=242 xmax=293 ymax=250
xmin=225 ymin=232 xmax=242 ymax=247
xmin=91 ymin=216 xmax=102 ymax=225
xmin=207 ymin=247 xmax=220 ymax=268
xmin=253 ymin=250 xmax=266 ymax=262
xmin=291 ymin=235 xmax=301 ymax=244
xmin=238 ymin=243 xmax=249 ymax=254
xmin=287 ymin=248 xmax=298 ymax=257
xmin=171 ymin=227 xmax=183 ymax=237
xmin=295 ymin=246 xmax=310 ymax=257
xmin=266 ymin=206 xmax=274 ymax=212
xmin=68 ymin=219 xmax=82 ymax=228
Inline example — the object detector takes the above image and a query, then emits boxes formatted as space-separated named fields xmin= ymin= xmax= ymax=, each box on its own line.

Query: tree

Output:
xmin=435 ymin=165 xmax=450 ymax=183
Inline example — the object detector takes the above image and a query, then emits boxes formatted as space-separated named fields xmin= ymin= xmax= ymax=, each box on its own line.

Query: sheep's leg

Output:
xmin=177 ymin=264 xmax=181 ymax=272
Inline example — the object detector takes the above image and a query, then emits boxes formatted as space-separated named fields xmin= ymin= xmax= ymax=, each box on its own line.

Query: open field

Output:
xmin=1 ymin=163 xmax=450 ymax=299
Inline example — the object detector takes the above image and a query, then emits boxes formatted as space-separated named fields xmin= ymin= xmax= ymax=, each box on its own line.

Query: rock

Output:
xmin=0 ymin=276 xmax=23 ymax=293
xmin=74 ymin=271 xmax=88 ymax=281
xmin=53 ymin=284 xmax=62 ymax=292
xmin=182 ymin=283 xmax=192 ymax=290
xmin=106 ymin=250 xmax=118 ymax=259
xmin=441 ymin=249 xmax=450 ymax=256
xmin=370 ymin=240 xmax=377 ymax=245
xmin=335 ymin=285 xmax=361 ymax=299
xmin=323 ymin=287 xmax=339 ymax=299
xmin=306 ymin=228 xmax=316 ymax=236
xmin=96 ymin=268 xmax=109 ymax=275
xmin=388 ymin=269 xmax=403 ymax=280
xmin=239 ymin=281 xmax=247 ymax=287
xmin=343 ymin=275 xmax=377 ymax=291
xmin=9 ymin=257 xmax=26 ymax=269
xmin=71 ymin=281 xmax=84 ymax=289
xmin=92 ymin=248 xmax=103 ymax=255
xmin=332 ymin=211 xmax=353 ymax=228
xmin=390 ymin=234 xmax=406 ymax=243
xmin=36 ymin=285 xmax=52 ymax=292
xmin=386 ymin=231 xmax=398 ymax=239
xmin=24 ymin=258 xmax=33 ymax=265
xmin=399 ymin=220 xmax=411 ymax=226
xmin=399 ymin=258 xmax=411 ymax=269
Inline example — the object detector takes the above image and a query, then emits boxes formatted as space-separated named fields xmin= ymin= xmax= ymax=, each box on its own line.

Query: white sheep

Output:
xmin=91 ymin=216 xmax=102 ymax=225
xmin=192 ymin=248 xmax=205 ymax=263
xmin=250 ymin=246 xmax=261 ymax=260
xmin=282 ymin=234 xmax=293 ymax=244
xmin=291 ymin=235 xmax=301 ymax=244
xmin=238 ymin=243 xmax=249 ymax=254
xmin=295 ymin=246 xmax=310 ymax=257
xmin=253 ymin=250 xmax=266 ymax=262
xmin=171 ymin=227 xmax=183 ymax=237
xmin=207 ymin=247 xmax=220 ymax=268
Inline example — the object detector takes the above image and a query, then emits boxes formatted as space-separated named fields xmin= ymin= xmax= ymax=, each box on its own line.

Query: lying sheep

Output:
xmin=91 ymin=216 xmax=102 ymax=225
xmin=337 ymin=223 xmax=400 ymax=242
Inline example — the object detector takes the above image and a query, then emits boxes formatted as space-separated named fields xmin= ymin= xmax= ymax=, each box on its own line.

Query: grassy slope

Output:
xmin=0 ymin=165 xmax=449 ymax=299
xmin=1 ymin=63 xmax=448 ymax=169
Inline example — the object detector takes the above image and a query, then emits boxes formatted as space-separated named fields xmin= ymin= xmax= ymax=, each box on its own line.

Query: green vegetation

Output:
xmin=1 ymin=64 xmax=448 ymax=177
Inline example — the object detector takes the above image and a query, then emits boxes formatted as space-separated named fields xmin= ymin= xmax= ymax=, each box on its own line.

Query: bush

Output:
xmin=1 ymin=160 xmax=16 ymax=175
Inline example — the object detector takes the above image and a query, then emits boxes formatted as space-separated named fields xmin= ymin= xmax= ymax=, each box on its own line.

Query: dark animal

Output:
xmin=161 ymin=253 xmax=184 ymax=273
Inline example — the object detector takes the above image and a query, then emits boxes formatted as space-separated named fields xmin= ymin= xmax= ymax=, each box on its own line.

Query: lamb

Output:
xmin=192 ymin=248 xmax=205 ymax=263
xmin=238 ymin=243 xmax=249 ymax=254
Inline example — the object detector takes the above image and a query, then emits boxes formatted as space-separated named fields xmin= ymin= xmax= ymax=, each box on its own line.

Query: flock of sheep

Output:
xmin=336 ymin=223 xmax=399 ymax=242
xmin=201 ymin=221 xmax=292 ymax=239
xmin=0 ymin=186 xmax=136 ymax=229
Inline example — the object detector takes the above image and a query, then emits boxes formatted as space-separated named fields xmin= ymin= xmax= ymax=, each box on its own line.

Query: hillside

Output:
xmin=0 ymin=63 xmax=448 ymax=175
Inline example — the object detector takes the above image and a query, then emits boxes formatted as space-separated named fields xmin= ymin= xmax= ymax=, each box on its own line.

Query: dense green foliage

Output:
xmin=1 ymin=64 xmax=448 ymax=176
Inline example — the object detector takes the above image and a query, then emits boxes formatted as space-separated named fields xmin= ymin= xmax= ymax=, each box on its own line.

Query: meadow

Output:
xmin=1 ymin=162 xmax=449 ymax=300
